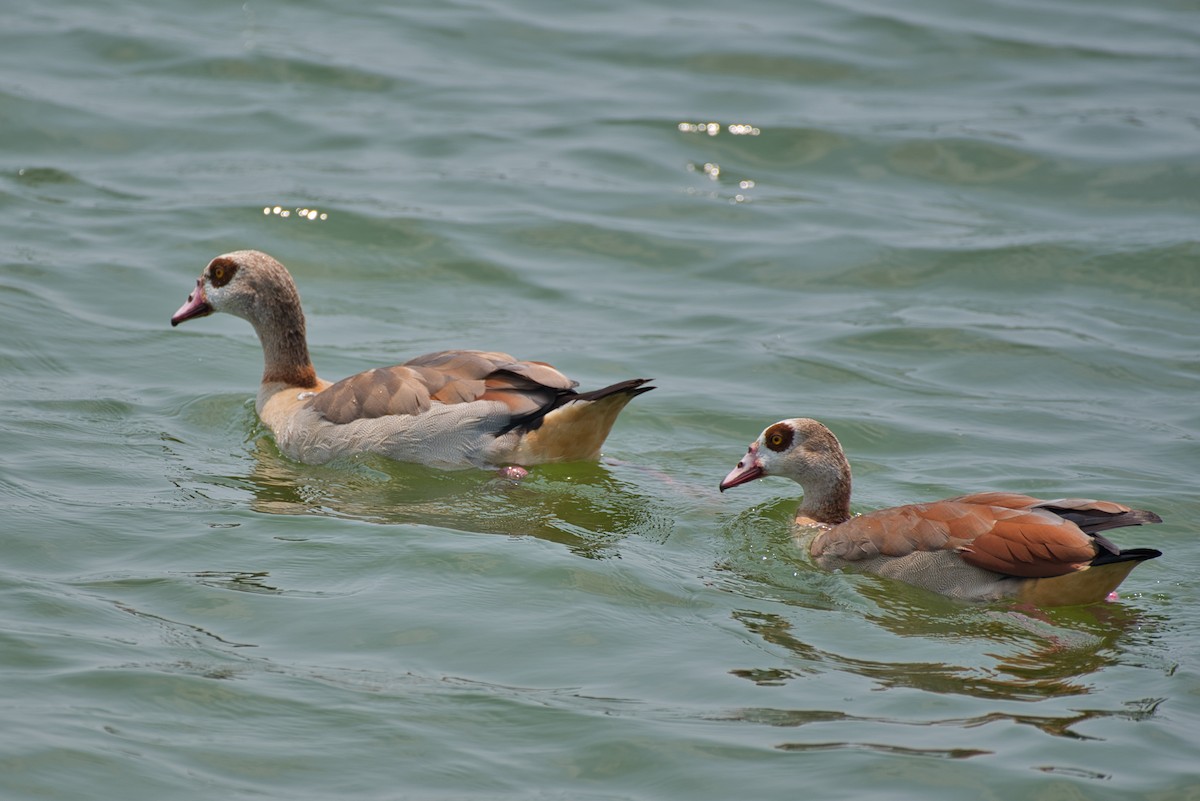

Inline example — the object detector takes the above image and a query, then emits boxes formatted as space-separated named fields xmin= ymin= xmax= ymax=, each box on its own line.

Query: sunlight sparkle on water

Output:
xmin=263 ymin=205 xmax=328 ymax=221
xmin=677 ymin=121 xmax=761 ymax=136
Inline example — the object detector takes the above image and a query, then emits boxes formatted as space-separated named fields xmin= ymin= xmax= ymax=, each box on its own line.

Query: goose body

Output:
xmin=171 ymin=250 xmax=652 ymax=469
xmin=719 ymin=418 xmax=1162 ymax=606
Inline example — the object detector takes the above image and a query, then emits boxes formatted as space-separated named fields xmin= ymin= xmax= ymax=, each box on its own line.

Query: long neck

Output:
xmin=797 ymin=455 xmax=853 ymax=525
xmin=253 ymin=291 xmax=318 ymax=389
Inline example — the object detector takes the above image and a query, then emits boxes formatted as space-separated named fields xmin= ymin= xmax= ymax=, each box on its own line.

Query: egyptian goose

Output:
xmin=719 ymin=418 xmax=1162 ymax=606
xmin=170 ymin=250 xmax=652 ymax=469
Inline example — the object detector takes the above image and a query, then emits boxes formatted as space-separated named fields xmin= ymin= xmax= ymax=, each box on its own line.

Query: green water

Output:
xmin=2 ymin=1 xmax=1198 ymax=799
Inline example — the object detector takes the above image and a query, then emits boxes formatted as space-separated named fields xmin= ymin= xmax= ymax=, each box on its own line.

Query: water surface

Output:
xmin=2 ymin=0 xmax=1198 ymax=799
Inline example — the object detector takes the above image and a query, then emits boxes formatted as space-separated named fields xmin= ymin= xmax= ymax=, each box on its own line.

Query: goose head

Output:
xmin=171 ymin=250 xmax=315 ymax=388
xmin=171 ymin=250 xmax=303 ymax=330
xmin=719 ymin=417 xmax=853 ymax=524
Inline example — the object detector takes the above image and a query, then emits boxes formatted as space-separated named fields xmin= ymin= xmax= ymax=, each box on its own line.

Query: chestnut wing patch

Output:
xmin=818 ymin=501 xmax=1092 ymax=578
xmin=953 ymin=509 xmax=1096 ymax=578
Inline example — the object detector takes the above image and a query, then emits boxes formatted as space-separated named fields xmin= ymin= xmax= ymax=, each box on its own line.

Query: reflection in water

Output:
xmin=718 ymin=697 xmax=1164 ymax=762
xmin=856 ymin=581 xmax=1167 ymax=697
xmin=730 ymin=607 xmax=1094 ymax=701
xmin=731 ymin=603 xmax=1166 ymax=704
xmin=775 ymin=740 xmax=989 ymax=759
xmin=190 ymin=570 xmax=281 ymax=595
xmin=110 ymin=598 xmax=258 ymax=651
xmin=224 ymin=438 xmax=671 ymax=559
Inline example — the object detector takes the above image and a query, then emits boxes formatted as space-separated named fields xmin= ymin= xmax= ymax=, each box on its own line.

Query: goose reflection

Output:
xmin=228 ymin=437 xmax=669 ymax=559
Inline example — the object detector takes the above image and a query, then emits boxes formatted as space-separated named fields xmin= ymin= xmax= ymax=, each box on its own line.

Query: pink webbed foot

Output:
xmin=496 ymin=465 xmax=529 ymax=482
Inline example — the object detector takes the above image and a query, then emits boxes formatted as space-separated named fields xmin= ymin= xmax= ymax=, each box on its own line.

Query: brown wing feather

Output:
xmin=943 ymin=491 xmax=1043 ymax=510
xmin=817 ymin=504 xmax=961 ymax=561
xmin=818 ymin=499 xmax=1096 ymax=577
xmin=1038 ymin=497 xmax=1134 ymax=515
xmin=956 ymin=509 xmax=1097 ymax=577
xmin=821 ymin=494 xmax=1149 ymax=579
xmin=312 ymin=366 xmax=434 ymax=423
xmin=498 ymin=361 xmax=578 ymax=391
xmin=1035 ymin=497 xmax=1162 ymax=536
xmin=310 ymin=349 xmax=577 ymax=425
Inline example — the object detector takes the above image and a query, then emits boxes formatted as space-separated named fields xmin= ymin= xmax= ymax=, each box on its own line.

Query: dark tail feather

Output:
xmin=1044 ymin=504 xmax=1163 ymax=563
xmin=571 ymin=378 xmax=656 ymax=404
xmin=1090 ymin=547 xmax=1162 ymax=567
xmin=1047 ymin=506 xmax=1163 ymax=535
xmin=500 ymin=378 xmax=654 ymax=435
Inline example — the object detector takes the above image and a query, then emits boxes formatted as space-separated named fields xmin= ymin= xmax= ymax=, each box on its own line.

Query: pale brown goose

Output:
xmin=719 ymin=418 xmax=1162 ymax=606
xmin=171 ymin=250 xmax=652 ymax=469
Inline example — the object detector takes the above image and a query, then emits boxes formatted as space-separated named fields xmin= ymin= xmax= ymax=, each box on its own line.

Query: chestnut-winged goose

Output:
xmin=719 ymin=418 xmax=1161 ymax=606
xmin=171 ymin=250 xmax=652 ymax=469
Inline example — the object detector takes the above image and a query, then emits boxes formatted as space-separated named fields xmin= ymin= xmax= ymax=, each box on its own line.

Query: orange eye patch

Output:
xmin=209 ymin=258 xmax=238 ymax=288
xmin=764 ymin=423 xmax=793 ymax=452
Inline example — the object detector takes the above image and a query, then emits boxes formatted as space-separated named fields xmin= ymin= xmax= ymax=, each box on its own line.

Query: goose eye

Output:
xmin=209 ymin=260 xmax=237 ymax=288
